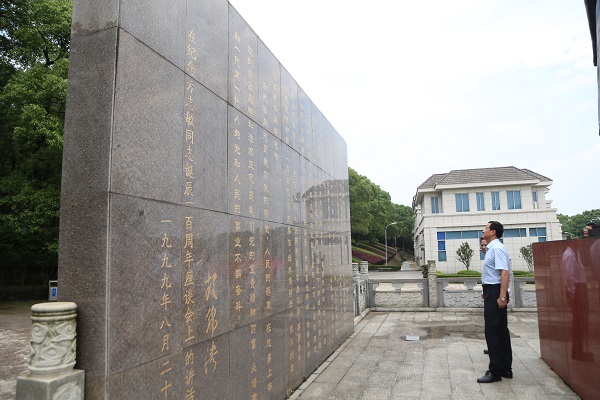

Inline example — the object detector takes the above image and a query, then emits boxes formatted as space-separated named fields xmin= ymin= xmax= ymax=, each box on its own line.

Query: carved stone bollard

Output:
xmin=16 ymin=302 xmax=85 ymax=400
xmin=352 ymin=262 xmax=359 ymax=277
xmin=427 ymin=260 xmax=438 ymax=308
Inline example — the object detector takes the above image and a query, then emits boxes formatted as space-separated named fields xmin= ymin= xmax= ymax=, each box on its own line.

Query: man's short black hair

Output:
xmin=586 ymin=221 xmax=600 ymax=229
xmin=488 ymin=221 xmax=504 ymax=238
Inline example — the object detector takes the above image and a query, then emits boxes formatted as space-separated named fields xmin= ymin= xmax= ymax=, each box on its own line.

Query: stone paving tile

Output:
xmin=413 ymin=312 xmax=429 ymax=322
xmin=361 ymin=386 xmax=393 ymax=400
xmin=296 ymin=311 xmax=581 ymax=399
xmin=399 ymin=312 xmax=417 ymax=321
xmin=314 ymin=356 xmax=355 ymax=383
xmin=391 ymin=378 xmax=423 ymax=398
xmin=295 ymin=381 xmax=337 ymax=399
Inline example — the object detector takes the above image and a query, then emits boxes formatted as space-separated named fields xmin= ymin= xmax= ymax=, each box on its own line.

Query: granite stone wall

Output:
xmin=59 ymin=1 xmax=353 ymax=399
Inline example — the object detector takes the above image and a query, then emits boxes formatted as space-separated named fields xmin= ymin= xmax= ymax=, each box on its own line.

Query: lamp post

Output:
xmin=385 ymin=222 xmax=398 ymax=266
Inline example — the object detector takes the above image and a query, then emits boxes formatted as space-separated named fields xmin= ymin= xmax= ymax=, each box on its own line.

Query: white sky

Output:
xmin=228 ymin=0 xmax=600 ymax=216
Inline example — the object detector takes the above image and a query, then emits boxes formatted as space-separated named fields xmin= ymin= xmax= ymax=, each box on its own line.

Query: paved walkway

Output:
xmin=292 ymin=310 xmax=579 ymax=400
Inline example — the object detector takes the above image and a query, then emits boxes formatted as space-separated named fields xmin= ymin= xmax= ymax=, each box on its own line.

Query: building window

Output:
xmin=438 ymin=251 xmax=447 ymax=262
xmin=461 ymin=230 xmax=480 ymax=239
xmin=446 ymin=231 xmax=462 ymax=240
xmin=529 ymin=227 xmax=547 ymax=237
xmin=438 ymin=241 xmax=446 ymax=251
xmin=503 ymin=228 xmax=527 ymax=238
xmin=532 ymin=191 xmax=538 ymax=209
xmin=431 ymin=196 xmax=439 ymax=214
xmin=538 ymin=237 xmax=546 ymax=242
xmin=455 ymin=193 xmax=469 ymax=212
xmin=476 ymin=192 xmax=485 ymax=211
xmin=437 ymin=230 xmax=481 ymax=240
xmin=491 ymin=191 xmax=500 ymax=210
xmin=507 ymin=190 xmax=522 ymax=209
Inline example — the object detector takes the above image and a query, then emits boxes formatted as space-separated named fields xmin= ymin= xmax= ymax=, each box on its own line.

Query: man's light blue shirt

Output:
xmin=482 ymin=239 xmax=510 ymax=284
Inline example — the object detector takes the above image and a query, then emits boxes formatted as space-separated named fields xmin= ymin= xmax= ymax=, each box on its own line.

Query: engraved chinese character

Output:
xmin=205 ymin=305 xmax=218 ymax=336
xmin=203 ymin=341 xmax=218 ymax=375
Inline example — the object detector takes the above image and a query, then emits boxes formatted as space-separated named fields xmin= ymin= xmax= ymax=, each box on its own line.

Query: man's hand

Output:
xmin=497 ymin=297 xmax=507 ymax=309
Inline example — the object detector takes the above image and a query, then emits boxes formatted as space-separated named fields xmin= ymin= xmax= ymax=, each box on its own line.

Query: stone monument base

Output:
xmin=16 ymin=369 xmax=84 ymax=400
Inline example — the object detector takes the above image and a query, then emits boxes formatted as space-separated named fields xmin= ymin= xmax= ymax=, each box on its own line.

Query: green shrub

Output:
xmin=513 ymin=270 xmax=534 ymax=277
xmin=437 ymin=270 xmax=481 ymax=278
xmin=457 ymin=270 xmax=481 ymax=277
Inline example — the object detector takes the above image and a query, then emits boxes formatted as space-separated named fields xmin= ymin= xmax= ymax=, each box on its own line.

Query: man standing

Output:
xmin=477 ymin=221 xmax=513 ymax=383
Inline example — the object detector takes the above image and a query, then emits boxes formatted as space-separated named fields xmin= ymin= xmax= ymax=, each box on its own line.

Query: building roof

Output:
xmin=417 ymin=166 xmax=551 ymax=190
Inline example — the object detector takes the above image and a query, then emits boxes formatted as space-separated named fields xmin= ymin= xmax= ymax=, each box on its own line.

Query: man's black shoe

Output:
xmin=501 ymin=370 xmax=513 ymax=379
xmin=483 ymin=349 xmax=489 ymax=354
xmin=477 ymin=371 xmax=501 ymax=383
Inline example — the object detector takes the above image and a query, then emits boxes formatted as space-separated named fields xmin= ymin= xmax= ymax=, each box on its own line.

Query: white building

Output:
xmin=412 ymin=166 xmax=562 ymax=273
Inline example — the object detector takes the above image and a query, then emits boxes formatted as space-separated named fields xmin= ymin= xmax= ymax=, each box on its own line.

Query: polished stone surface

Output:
xmin=282 ymin=144 xmax=301 ymax=226
xmin=60 ymin=1 xmax=352 ymax=398
xmin=62 ymin=28 xmax=117 ymax=197
xmin=281 ymin=67 xmax=299 ymax=151
xmin=298 ymin=87 xmax=313 ymax=162
xmin=70 ymin=0 xmax=118 ymax=35
xmin=533 ymin=238 xmax=600 ymax=400
xmin=228 ymin=6 xmax=258 ymax=121
xmin=228 ymin=107 xmax=259 ymax=219
xmin=185 ymin=0 xmax=228 ymax=99
xmin=258 ymin=40 xmax=282 ymax=139
xmin=182 ymin=79 xmax=228 ymax=212
xmin=228 ymin=215 xmax=264 ymax=329
xmin=108 ymin=195 xmax=183 ymax=373
xmin=111 ymin=30 xmax=183 ymax=204
xmin=259 ymin=128 xmax=284 ymax=223
xmin=120 ymin=0 xmax=186 ymax=69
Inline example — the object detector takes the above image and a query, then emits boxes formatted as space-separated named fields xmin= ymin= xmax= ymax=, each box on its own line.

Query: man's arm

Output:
xmin=500 ymin=269 xmax=509 ymax=301
xmin=497 ymin=246 xmax=510 ymax=308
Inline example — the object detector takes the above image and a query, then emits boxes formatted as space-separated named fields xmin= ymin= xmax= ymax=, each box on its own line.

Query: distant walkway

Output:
xmin=292 ymin=311 xmax=579 ymax=399
xmin=0 ymin=300 xmax=36 ymax=400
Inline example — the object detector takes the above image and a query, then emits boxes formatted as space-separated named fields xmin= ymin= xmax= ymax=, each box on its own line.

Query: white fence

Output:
xmin=353 ymin=275 xmax=536 ymax=314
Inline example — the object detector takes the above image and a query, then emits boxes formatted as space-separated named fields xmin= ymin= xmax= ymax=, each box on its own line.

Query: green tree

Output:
xmin=347 ymin=167 xmax=414 ymax=253
xmin=520 ymin=244 xmax=533 ymax=273
xmin=391 ymin=204 xmax=414 ymax=252
xmin=0 ymin=0 xmax=72 ymax=281
xmin=557 ymin=209 xmax=600 ymax=239
xmin=456 ymin=242 xmax=474 ymax=270
xmin=368 ymin=185 xmax=395 ymax=243
xmin=348 ymin=167 xmax=374 ymax=238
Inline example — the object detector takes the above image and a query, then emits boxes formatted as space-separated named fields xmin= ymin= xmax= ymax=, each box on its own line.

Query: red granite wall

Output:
xmin=533 ymin=238 xmax=600 ymax=400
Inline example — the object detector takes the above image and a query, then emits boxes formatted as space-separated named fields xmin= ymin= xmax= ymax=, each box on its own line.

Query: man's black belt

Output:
xmin=482 ymin=284 xmax=501 ymax=287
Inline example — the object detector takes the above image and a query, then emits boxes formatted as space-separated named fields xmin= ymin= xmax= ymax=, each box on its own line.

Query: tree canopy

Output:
xmin=557 ymin=209 xmax=600 ymax=239
xmin=0 ymin=0 xmax=72 ymax=272
xmin=519 ymin=244 xmax=533 ymax=273
xmin=348 ymin=167 xmax=414 ymax=251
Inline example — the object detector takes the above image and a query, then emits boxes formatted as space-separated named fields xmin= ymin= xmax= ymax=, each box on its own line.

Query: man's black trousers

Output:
xmin=483 ymin=284 xmax=512 ymax=377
